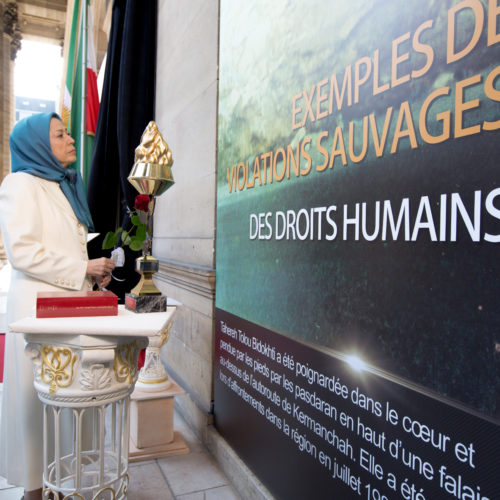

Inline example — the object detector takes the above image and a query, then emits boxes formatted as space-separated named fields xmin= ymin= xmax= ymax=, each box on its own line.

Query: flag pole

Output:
xmin=80 ymin=0 xmax=88 ymax=178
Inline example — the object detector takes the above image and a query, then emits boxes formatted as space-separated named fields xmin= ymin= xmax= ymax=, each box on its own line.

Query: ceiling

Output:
xmin=17 ymin=0 xmax=68 ymax=47
xmin=11 ymin=0 xmax=110 ymax=69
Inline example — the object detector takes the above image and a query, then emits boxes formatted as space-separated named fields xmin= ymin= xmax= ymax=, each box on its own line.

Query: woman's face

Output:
xmin=49 ymin=118 xmax=76 ymax=167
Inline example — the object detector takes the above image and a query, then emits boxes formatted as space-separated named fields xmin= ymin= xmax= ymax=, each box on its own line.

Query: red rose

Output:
xmin=135 ymin=194 xmax=150 ymax=212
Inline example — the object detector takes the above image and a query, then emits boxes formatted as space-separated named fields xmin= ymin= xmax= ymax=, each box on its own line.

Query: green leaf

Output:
xmin=129 ymin=239 xmax=143 ymax=252
xmin=102 ymin=232 xmax=118 ymax=250
xmin=123 ymin=234 xmax=132 ymax=246
xmin=136 ymin=224 xmax=146 ymax=240
xmin=131 ymin=215 xmax=141 ymax=226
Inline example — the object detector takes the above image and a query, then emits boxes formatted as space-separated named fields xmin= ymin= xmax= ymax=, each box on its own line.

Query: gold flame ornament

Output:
xmin=128 ymin=121 xmax=174 ymax=197
xmin=134 ymin=121 xmax=173 ymax=165
xmin=126 ymin=122 xmax=174 ymax=304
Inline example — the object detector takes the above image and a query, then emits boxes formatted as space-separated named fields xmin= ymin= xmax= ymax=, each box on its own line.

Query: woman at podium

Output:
xmin=0 ymin=113 xmax=115 ymax=500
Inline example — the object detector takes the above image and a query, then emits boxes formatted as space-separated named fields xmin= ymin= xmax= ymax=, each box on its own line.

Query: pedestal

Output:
xmin=124 ymin=256 xmax=167 ymax=313
xmin=125 ymin=293 xmax=167 ymax=313
xmin=129 ymin=380 xmax=189 ymax=462
xmin=9 ymin=306 xmax=176 ymax=500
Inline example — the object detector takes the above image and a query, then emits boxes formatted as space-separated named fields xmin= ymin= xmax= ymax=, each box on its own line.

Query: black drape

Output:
xmin=87 ymin=0 xmax=157 ymax=301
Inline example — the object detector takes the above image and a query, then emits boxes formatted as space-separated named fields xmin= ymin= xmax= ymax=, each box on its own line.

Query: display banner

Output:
xmin=215 ymin=0 xmax=500 ymax=497
xmin=215 ymin=309 xmax=500 ymax=499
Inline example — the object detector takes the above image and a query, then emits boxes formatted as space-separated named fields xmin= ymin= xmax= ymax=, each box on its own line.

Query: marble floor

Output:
xmin=0 ymin=384 xmax=241 ymax=500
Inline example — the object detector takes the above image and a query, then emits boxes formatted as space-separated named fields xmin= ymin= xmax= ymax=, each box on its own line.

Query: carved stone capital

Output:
xmin=3 ymin=2 xmax=22 ymax=60
xmin=3 ymin=1 xmax=17 ymax=36
xmin=10 ymin=23 xmax=21 ymax=60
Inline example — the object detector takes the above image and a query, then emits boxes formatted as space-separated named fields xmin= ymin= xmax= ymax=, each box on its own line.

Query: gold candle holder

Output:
xmin=124 ymin=122 xmax=174 ymax=312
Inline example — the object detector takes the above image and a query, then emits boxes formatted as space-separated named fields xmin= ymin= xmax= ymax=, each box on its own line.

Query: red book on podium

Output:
xmin=36 ymin=291 xmax=118 ymax=318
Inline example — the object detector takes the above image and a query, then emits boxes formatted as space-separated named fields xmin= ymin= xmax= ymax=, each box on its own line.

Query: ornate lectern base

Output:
xmin=10 ymin=306 xmax=176 ymax=499
xmin=125 ymin=293 xmax=167 ymax=313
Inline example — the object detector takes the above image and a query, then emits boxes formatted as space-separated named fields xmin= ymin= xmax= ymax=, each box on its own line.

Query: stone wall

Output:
xmin=153 ymin=8 xmax=273 ymax=497
xmin=154 ymin=0 xmax=218 ymax=432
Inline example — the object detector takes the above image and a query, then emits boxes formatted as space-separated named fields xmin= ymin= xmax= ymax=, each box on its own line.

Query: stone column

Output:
xmin=0 ymin=0 xmax=6 ymax=185
xmin=2 ymin=0 xmax=20 ymax=182
xmin=0 ymin=0 xmax=7 ymax=270
xmin=0 ymin=0 xmax=21 ymax=268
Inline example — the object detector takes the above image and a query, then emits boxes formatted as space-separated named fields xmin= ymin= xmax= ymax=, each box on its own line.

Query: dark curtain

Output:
xmin=87 ymin=0 xmax=157 ymax=301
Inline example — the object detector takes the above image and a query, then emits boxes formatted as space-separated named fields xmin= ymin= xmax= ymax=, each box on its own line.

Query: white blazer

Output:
xmin=0 ymin=172 xmax=92 ymax=489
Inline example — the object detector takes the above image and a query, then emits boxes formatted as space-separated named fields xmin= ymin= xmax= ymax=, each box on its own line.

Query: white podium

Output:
xmin=9 ymin=305 xmax=175 ymax=500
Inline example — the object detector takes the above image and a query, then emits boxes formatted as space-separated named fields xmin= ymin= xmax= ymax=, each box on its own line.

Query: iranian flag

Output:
xmin=61 ymin=0 xmax=99 ymax=187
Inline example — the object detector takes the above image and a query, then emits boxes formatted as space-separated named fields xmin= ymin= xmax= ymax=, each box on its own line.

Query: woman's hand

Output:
xmin=97 ymin=274 xmax=112 ymax=290
xmin=86 ymin=258 xmax=115 ymax=289
xmin=87 ymin=257 xmax=115 ymax=276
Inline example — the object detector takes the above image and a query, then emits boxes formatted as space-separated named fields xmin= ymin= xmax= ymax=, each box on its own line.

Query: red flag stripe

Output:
xmin=86 ymin=67 xmax=99 ymax=134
